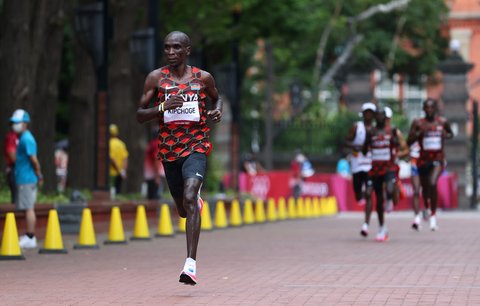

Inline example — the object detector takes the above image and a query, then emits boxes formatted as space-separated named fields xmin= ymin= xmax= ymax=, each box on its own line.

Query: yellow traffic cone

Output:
xmin=319 ymin=197 xmax=328 ymax=216
xmin=312 ymin=197 xmax=320 ymax=218
xmin=178 ymin=217 xmax=186 ymax=233
xmin=305 ymin=197 xmax=313 ymax=218
xmin=267 ymin=198 xmax=277 ymax=222
xmin=131 ymin=205 xmax=151 ymax=240
xmin=326 ymin=196 xmax=338 ymax=215
xmin=39 ymin=209 xmax=67 ymax=254
xmin=214 ymin=200 xmax=228 ymax=229
xmin=287 ymin=197 xmax=297 ymax=219
xmin=201 ymin=201 xmax=213 ymax=231
xmin=156 ymin=204 xmax=175 ymax=237
xmin=296 ymin=197 xmax=305 ymax=218
xmin=104 ymin=206 xmax=127 ymax=244
xmin=277 ymin=197 xmax=287 ymax=220
xmin=74 ymin=208 xmax=99 ymax=249
xmin=230 ymin=199 xmax=243 ymax=227
xmin=0 ymin=213 xmax=25 ymax=260
xmin=255 ymin=199 xmax=266 ymax=223
xmin=243 ymin=199 xmax=255 ymax=225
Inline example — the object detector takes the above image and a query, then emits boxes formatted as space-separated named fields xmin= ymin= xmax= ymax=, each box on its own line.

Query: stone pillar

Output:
xmin=438 ymin=51 xmax=474 ymax=208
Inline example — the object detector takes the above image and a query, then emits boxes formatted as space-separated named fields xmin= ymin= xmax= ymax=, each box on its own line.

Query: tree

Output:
xmin=0 ymin=0 xmax=68 ymax=192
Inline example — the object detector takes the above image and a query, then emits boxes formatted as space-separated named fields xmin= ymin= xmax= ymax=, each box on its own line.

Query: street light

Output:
xmin=74 ymin=1 xmax=110 ymax=191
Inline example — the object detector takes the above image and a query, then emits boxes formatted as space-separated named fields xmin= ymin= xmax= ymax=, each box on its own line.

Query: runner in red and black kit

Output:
xmin=137 ymin=31 xmax=222 ymax=286
xmin=407 ymin=98 xmax=453 ymax=231
xmin=363 ymin=107 xmax=408 ymax=242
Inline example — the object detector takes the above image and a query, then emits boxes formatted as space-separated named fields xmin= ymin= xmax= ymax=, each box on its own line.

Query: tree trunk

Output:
xmin=0 ymin=0 xmax=66 ymax=193
xmin=67 ymin=0 xmax=97 ymax=190
xmin=109 ymin=0 xmax=148 ymax=193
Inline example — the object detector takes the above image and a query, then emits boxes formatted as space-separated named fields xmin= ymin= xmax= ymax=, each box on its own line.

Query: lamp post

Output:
xmin=130 ymin=28 xmax=156 ymax=74
xmin=74 ymin=1 xmax=110 ymax=191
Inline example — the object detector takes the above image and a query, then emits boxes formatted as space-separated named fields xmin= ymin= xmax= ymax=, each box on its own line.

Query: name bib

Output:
xmin=164 ymin=102 xmax=200 ymax=124
xmin=422 ymin=136 xmax=441 ymax=151
xmin=372 ymin=148 xmax=391 ymax=161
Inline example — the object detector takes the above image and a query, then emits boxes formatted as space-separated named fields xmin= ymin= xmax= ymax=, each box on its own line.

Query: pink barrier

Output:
xmin=230 ymin=171 xmax=458 ymax=211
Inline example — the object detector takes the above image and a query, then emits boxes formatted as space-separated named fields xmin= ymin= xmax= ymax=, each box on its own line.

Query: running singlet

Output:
xmin=156 ymin=66 xmax=211 ymax=162
xmin=350 ymin=121 xmax=372 ymax=173
xmin=368 ymin=130 xmax=397 ymax=177
xmin=417 ymin=117 xmax=445 ymax=167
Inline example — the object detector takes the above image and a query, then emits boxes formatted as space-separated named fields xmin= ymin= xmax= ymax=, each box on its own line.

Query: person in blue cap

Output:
xmin=10 ymin=109 xmax=43 ymax=249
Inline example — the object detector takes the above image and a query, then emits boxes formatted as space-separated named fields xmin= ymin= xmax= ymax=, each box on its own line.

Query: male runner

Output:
xmin=137 ymin=31 xmax=222 ymax=285
xmin=409 ymin=141 xmax=422 ymax=230
xmin=363 ymin=107 xmax=408 ymax=241
xmin=346 ymin=102 xmax=375 ymax=237
xmin=407 ymin=98 xmax=453 ymax=231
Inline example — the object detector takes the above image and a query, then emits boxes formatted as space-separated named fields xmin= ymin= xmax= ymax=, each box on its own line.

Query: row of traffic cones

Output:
xmin=0 ymin=196 xmax=338 ymax=260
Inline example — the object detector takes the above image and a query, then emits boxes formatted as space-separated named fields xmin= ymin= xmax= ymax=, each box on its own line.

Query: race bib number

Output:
xmin=372 ymin=148 xmax=391 ymax=161
xmin=422 ymin=136 xmax=441 ymax=151
xmin=164 ymin=102 xmax=200 ymax=124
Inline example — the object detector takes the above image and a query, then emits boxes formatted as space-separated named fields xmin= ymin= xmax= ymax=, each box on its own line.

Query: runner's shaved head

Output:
xmin=165 ymin=31 xmax=191 ymax=47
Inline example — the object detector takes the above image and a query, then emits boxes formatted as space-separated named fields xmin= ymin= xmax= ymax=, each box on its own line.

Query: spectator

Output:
xmin=241 ymin=151 xmax=264 ymax=176
xmin=11 ymin=109 xmax=43 ymax=249
xmin=109 ymin=124 xmax=129 ymax=196
xmin=290 ymin=150 xmax=314 ymax=198
xmin=3 ymin=121 xmax=18 ymax=204
xmin=54 ymin=140 xmax=68 ymax=193
xmin=336 ymin=153 xmax=351 ymax=178
xmin=144 ymin=132 xmax=166 ymax=200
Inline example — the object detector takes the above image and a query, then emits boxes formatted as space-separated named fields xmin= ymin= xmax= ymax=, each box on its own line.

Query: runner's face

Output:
xmin=164 ymin=37 xmax=190 ymax=67
xmin=363 ymin=110 xmax=374 ymax=122
xmin=423 ymin=101 xmax=436 ymax=118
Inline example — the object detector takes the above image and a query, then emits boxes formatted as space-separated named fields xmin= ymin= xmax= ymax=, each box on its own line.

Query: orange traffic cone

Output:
xmin=243 ymin=199 xmax=255 ymax=225
xmin=39 ymin=209 xmax=68 ymax=254
xmin=156 ymin=204 xmax=175 ymax=237
xmin=104 ymin=206 xmax=127 ymax=244
xmin=230 ymin=199 xmax=243 ymax=227
xmin=201 ymin=201 xmax=213 ymax=231
xmin=0 ymin=213 xmax=25 ymax=260
xmin=74 ymin=208 xmax=99 ymax=249
xmin=131 ymin=205 xmax=151 ymax=240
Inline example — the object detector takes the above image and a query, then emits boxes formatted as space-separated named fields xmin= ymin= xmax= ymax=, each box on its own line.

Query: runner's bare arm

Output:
xmin=443 ymin=119 xmax=454 ymax=139
xmin=137 ymin=72 xmax=161 ymax=123
xmin=407 ymin=119 xmax=420 ymax=146
xmin=396 ymin=129 xmax=409 ymax=158
xmin=203 ymin=72 xmax=222 ymax=123
xmin=345 ymin=123 xmax=360 ymax=150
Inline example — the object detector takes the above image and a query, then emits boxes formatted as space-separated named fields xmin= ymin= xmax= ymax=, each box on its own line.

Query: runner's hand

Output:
xmin=164 ymin=94 xmax=184 ymax=110
xmin=208 ymin=109 xmax=222 ymax=123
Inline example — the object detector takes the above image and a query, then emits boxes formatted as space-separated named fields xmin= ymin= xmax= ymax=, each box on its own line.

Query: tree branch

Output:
xmin=350 ymin=0 xmax=411 ymax=23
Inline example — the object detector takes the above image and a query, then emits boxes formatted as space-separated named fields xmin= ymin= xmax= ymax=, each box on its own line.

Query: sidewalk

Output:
xmin=1 ymin=211 xmax=480 ymax=305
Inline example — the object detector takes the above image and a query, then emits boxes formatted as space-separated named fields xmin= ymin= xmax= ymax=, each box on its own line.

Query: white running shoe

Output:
xmin=375 ymin=227 xmax=389 ymax=242
xmin=19 ymin=235 xmax=37 ymax=249
xmin=412 ymin=214 xmax=422 ymax=231
xmin=179 ymin=258 xmax=198 ymax=285
xmin=360 ymin=223 xmax=368 ymax=237
xmin=430 ymin=215 xmax=438 ymax=231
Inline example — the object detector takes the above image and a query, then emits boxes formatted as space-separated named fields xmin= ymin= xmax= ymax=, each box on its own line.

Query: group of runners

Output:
xmin=347 ymin=99 xmax=453 ymax=242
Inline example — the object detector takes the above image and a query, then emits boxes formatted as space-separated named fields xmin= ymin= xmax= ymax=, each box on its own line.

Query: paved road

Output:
xmin=1 ymin=211 xmax=480 ymax=305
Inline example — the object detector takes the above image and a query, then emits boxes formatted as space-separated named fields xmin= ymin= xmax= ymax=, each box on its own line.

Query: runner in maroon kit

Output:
xmin=407 ymin=98 xmax=453 ymax=231
xmin=363 ymin=107 xmax=408 ymax=241
xmin=137 ymin=31 xmax=222 ymax=285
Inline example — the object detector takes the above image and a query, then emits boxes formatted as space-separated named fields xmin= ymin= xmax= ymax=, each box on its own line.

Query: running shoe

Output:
xmin=179 ymin=258 xmax=198 ymax=286
xmin=412 ymin=214 xmax=421 ymax=231
xmin=360 ymin=223 xmax=368 ymax=237
xmin=422 ymin=209 xmax=430 ymax=221
xmin=375 ymin=227 xmax=389 ymax=242
xmin=430 ymin=215 xmax=438 ymax=231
